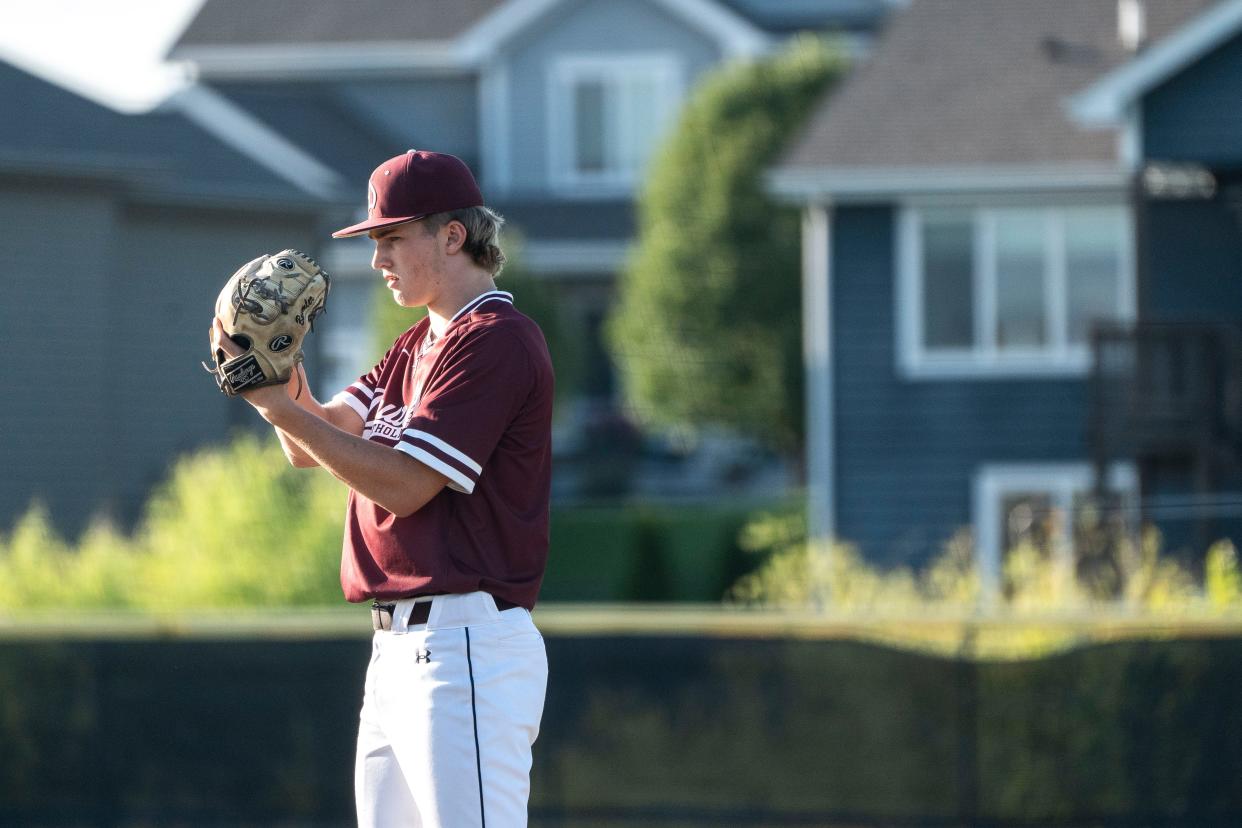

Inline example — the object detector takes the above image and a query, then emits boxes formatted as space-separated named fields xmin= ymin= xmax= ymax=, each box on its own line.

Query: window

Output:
xmin=898 ymin=205 xmax=1134 ymax=377
xmin=972 ymin=463 xmax=1137 ymax=599
xmin=549 ymin=54 xmax=682 ymax=192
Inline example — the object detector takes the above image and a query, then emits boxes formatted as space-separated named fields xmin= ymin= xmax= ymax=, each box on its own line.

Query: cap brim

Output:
xmin=331 ymin=214 xmax=426 ymax=239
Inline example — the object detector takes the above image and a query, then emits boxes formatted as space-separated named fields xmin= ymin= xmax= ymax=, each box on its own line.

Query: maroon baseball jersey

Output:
xmin=333 ymin=290 xmax=553 ymax=608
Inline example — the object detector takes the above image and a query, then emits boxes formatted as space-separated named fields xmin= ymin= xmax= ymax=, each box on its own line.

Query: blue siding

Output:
xmin=1145 ymin=200 xmax=1242 ymax=322
xmin=1144 ymin=31 xmax=1242 ymax=165
xmin=831 ymin=206 xmax=1090 ymax=567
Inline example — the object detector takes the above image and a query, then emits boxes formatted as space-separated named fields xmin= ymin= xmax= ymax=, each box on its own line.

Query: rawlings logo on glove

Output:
xmin=203 ymin=249 xmax=330 ymax=396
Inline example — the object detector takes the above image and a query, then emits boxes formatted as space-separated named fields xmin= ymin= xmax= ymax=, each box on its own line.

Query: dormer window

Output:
xmin=548 ymin=54 xmax=682 ymax=194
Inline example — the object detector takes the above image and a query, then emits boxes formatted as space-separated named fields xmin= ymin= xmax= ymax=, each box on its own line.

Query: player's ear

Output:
xmin=442 ymin=220 xmax=467 ymax=255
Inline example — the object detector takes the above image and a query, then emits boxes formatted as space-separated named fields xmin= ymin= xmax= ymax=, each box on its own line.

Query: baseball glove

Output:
xmin=203 ymin=249 xmax=330 ymax=396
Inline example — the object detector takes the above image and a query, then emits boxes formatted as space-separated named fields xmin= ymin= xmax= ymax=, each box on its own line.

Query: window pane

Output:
xmin=1066 ymin=208 xmax=1125 ymax=345
xmin=1001 ymin=492 xmax=1056 ymax=554
xmin=574 ymin=80 xmax=606 ymax=173
xmin=922 ymin=214 xmax=974 ymax=349
xmin=617 ymin=74 xmax=665 ymax=173
xmin=995 ymin=212 xmax=1047 ymax=349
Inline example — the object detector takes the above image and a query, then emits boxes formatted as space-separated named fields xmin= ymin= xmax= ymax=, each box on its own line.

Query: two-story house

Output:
xmin=769 ymin=0 xmax=1242 ymax=594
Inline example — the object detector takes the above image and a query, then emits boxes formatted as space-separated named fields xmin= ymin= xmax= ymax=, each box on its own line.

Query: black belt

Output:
xmin=371 ymin=594 xmax=520 ymax=631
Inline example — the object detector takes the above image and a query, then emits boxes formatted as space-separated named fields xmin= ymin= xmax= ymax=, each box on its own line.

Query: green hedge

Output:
xmin=542 ymin=503 xmax=758 ymax=602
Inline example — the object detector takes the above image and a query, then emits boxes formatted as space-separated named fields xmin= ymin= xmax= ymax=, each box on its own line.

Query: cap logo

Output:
xmin=367 ymin=181 xmax=378 ymax=213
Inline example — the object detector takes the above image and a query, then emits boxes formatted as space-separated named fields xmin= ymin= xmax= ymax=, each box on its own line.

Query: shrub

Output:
xmin=0 ymin=435 xmax=348 ymax=611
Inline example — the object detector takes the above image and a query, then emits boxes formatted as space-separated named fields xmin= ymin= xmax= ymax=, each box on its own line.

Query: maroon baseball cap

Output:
xmin=332 ymin=150 xmax=484 ymax=238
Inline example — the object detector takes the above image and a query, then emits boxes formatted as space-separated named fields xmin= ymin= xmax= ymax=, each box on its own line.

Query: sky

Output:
xmin=0 ymin=0 xmax=205 ymax=112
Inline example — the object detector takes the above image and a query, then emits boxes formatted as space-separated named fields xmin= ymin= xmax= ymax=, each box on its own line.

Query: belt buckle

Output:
xmin=371 ymin=601 xmax=395 ymax=632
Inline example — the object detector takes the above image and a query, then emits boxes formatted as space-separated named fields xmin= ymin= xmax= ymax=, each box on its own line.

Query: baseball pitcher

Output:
xmin=208 ymin=150 xmax=553 ymax=827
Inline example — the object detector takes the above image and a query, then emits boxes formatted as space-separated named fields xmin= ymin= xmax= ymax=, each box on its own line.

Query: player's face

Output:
xmin=370 ymin=222 xmax=445 ymax=308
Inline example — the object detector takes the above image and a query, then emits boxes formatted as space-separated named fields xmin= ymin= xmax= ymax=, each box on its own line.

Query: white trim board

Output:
xmin=803 ymin=204 xmax=835 ymax=548
xmin=459 ymin=0 xmax=770 ymax=63
xmin=174 ymin=42 xmax=465 ymax=80
xmin=165 ymin=84 xmax=345 ymax=199
xmin=767 ymin=165 xmax=1130 ymax=202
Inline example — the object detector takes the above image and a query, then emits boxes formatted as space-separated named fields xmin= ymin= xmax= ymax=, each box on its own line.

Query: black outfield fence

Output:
xmin=1 ymin=611 xmax=1242 ymax=827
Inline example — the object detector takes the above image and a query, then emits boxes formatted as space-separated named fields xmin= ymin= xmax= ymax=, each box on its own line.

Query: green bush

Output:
xmin=0 ymin=435 xmax=347 ymax=611
xmin=728 ymin=508 xmax=1242 ymax=656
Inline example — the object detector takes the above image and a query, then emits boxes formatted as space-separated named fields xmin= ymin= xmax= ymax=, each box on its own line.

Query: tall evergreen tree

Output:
xmin=607 ymin=37 xmax=846 ymax=454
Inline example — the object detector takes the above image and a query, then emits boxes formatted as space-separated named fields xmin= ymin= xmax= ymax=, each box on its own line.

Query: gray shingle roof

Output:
xmin=779 ymin=0 xmax=1219 ymax=172
xmin=174 ymin=0 xmax=507 ymax=48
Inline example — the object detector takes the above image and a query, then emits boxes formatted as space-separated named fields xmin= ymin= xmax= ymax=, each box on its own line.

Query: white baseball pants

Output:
xmin=355 ymin=591 xmax=548 ymax=828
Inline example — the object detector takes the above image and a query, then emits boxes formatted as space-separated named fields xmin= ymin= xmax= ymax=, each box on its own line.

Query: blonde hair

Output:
xmin=422 ymin=206 xmax=507 ymax=276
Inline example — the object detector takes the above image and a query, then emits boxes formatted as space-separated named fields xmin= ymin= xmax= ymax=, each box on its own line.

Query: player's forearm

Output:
xmin=256 ymin=400 xmax=443 ymax=515
xmin=278 ymin=373 xmax=362 ymax=467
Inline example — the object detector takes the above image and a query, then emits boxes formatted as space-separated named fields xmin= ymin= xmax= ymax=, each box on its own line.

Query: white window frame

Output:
xmin=546 ymin=53 xmax=684 ymax=196
xmin=972 ymin=462 xmax=1138 ymax=602
xmin=896 ymin=203 xmax=1136 ymax=379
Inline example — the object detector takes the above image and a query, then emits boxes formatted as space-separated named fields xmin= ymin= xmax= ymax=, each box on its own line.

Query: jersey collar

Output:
xmin=448 ymin=289 xmax=514 ymax=325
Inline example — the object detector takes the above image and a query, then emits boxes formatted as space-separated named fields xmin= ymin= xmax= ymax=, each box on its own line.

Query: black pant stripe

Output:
xmin=465 ymin=627 xmax=486 ymax=828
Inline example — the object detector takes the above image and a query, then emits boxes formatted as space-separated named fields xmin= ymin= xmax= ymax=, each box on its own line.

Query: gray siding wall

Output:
xmin=0 ymin=185 xmax=117 ymax=534
xmin=501 ymin=0 xmax=721 ymax=194
xmin=108 ymin=204 xmax=323 ymax=528
xmin=0 ymin=182 xmax=324 ymax=536
xmin=1144 ymin=32 xmax=1242 ymax=165
xmin=831 ymin=206 xmax=1089 ymax=566
xmin=338 ymin=77 xmax=479 ymax=167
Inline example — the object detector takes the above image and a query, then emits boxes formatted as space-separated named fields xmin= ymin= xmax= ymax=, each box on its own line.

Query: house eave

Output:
xmin=457 ymin=0 xmax=770 ymax=63
xmin=766 ymin=164 xmax=1132 ymax=203
xmin=172 ymin=42 xmax=468 ymax=80
xmin=1069 ymin=0 xmax=1242 ymax=126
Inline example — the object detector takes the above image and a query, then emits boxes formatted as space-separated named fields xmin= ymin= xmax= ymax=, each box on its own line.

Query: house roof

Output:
xmin=171 ymin=0 xmax=772 ymax=77
xmin=771 ymin=0 xmax=1219 ymax=198
xmin=0 ymin=58 xmax=339 ymax=207
xmin=176 ymin=0 xmax=506 ymax=47
xmin=1072 ymin=0 xmax=1242 ymax=123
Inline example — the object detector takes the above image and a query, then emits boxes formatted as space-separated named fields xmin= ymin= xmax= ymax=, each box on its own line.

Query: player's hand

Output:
xmin=210 ymin=317 xmax=245 ymax=360
xmin=210 ymin=318 xmax=292 ymax=410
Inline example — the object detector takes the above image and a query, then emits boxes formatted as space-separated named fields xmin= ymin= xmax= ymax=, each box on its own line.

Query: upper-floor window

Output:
xmin=548 ymin=54 xmax=682 ymax=194
xmin=897 ymin=204 xmax=1135 ymax=378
